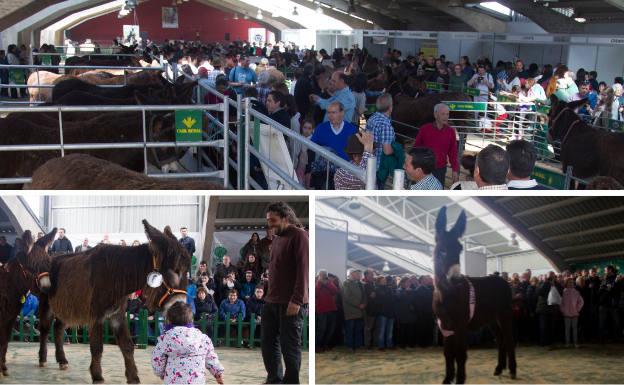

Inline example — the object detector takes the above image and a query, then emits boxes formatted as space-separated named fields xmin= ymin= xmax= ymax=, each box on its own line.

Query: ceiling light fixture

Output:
xmin=292 ymin=6 xmax=299 ymax=16
xmin=257 ymin=9 xmax=263 ymax=20
xmin=233 ymin=13 xmax=239 ymax=20
xmin=382 ymin=261 xmax=390 ymax=272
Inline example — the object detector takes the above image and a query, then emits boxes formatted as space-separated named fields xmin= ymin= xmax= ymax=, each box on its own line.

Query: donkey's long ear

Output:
xmin=163 ymin=226 xmax=177 ymax=241
xmin=22 ymin=230 xmax=34 ymax=253
xmin=143 ymin=220 xmax=164 ymax=242
xmin=36 ymin=228 xmax=57 ymax=251
xmin=435 ymin=206 xmax=447 ymax=235
xmin=450 ymin=210 xmax=467 ymax=239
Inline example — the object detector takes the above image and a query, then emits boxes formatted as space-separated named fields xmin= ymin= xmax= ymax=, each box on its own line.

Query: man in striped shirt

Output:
xmin=404 ymin=147 xmax=443 ymax=190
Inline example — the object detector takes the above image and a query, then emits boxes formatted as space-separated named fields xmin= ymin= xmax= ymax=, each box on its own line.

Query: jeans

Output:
xmin=564 ymin=316 xmax=578 ymax=345
xmin=344 ymin=318 xmax=364 ymax=349
xmin=376 ymin=316 xmax=394 ymax=348
xmin=316 ymin=311 xmax=336 ymax=349
xmin=432 ymin=167 xmax=447 ymax=186
xmin=261 ymin=303 xmax=305 ymax=384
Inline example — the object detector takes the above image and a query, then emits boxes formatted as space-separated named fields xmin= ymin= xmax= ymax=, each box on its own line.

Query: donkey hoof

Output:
xmin=127 ymin=376 xmax=141 ymax=384
xmin=59 ymin=363 xmax=69 ymax=370
xmin=93 ymin=378 xmax=105 ymax=384
xmin=1 ymin=370 xmax=7 ymax=377
xmin=39 ymin=362 xmax=47 ymax=368
xmin=510 ymin=373 xmax=517 ymax=380
xmin=494 ymin=369 xmax=503 ymax=376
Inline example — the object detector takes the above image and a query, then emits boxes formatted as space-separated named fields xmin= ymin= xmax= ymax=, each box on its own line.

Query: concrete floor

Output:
xmin=2 ymin=342 xmax=309 ymax=384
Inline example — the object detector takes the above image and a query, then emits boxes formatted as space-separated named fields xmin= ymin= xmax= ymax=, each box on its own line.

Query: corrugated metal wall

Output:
xmin=48 ymin=196 xmax=201 ymax=234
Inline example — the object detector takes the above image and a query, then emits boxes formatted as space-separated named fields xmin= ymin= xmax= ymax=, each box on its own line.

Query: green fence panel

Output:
xmin=49 ymin=319 xmax=55 ymax=342
xmin=29 ymin=314 xmax=36 ymax=342
xmin=253 ymin=119 xmax=261 ymax=151
xmin=225 ymin=312 xmax=231 ymax=347
xmin=249 ymin=315 xmax=256 ymax=348
xmin=18 ymin=316 xmax=24 ymax=342
xmin=103 ymin=320 xmax=110 ymax=344
xmin=236 ymin=313 xmax=243 ymax=348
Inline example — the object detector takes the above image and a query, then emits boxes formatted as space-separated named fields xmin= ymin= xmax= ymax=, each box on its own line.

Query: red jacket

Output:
xmin=316 ymin=280 xmax=338 ymax=313
xmin=414 ymin=122 xmax=459 ymax=172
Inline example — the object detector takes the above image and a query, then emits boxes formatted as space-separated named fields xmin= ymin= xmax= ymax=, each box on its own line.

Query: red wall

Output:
xmin=68 ymin=0 xmax=263 ymax=43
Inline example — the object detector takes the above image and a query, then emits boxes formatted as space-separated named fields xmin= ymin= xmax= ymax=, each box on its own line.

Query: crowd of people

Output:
xmin=316 ymin=266 xmax=624 ymax=353
xmin=144 ymin=39 xmax=624 ymax=190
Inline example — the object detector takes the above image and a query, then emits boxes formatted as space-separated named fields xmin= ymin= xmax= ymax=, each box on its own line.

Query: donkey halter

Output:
xmin=550 ymin=106 xmax=582 ymax=146
xmin=151 ymin=254 xmax=187 ymax=308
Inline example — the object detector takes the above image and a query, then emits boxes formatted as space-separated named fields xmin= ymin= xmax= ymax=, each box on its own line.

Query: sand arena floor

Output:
xmin=2 ymin=342 xmax=309 ymax=384
xmin=315 ymin=344 xmax=624 ymax=384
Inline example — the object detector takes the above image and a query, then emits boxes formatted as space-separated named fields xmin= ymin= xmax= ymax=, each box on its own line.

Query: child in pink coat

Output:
xmin=560 ymin=278 xmax=584 ymax=348
xmin=152 ymin=302 xmax=224 ymax=384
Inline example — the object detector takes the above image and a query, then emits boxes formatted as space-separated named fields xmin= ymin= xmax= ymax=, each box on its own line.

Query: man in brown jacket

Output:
xmin=261 ymin=202 xmax=308 ymax=384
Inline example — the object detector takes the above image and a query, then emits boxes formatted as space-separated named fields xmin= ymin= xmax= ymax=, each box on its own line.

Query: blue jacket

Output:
xmin=311 ymin=120 xmax=358 ymax=161
xmin=186 ymin=284 xmax=197 ymax=314
xmin=317 ymin=87 xmax=356 ymax=124
xmin=219 ymin=299 xmax=246 ymax=320
xmin=229 ymin=66 xmax=257 ymax=94
xmin=20 ymin=294 xmax=39 ymax=317
xmin=240 ymin=281 xmax=257 ymax=299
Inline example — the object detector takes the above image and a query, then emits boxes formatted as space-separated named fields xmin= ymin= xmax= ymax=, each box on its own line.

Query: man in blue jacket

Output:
xmin=229 ymin=56 xmax=257 ymax=95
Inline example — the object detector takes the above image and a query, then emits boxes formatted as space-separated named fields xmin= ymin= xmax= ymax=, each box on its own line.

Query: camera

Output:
xmin=478 ymin=76 xmax=484 ymax=82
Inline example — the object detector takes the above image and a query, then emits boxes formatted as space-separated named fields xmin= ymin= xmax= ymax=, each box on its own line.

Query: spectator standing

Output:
xmin=366 ymin=93 xmax=395 ymax=171
xmin=229 ymin=56 xmax=257 ymax=95
xmin=75 ymin=238 xmax=91 ymax=253
xmin=561 ymin=278 xmax=584 ymax=348
xmin=506 ymin=140 xmax=546 ymax=190
xmin=241 ymin=233 xmax=261 ymax=260
xmin=404 ymin=147 xmax=443 ymax=190
xmin=179 ymin=227 xmax=196 ymax=256
xmin=261 ymin=202 xmax=308 ymax=384
xmin=342 ymin=269 xmax=366 ymax=352
xmin=373 ymin=276 xmax=395 ymax=350
xmin=351 ymin=72 xmax=368 ymax=126
xmin=316 ymin=270 xmax=339 ymax=353
xmin=598 ymin=265 xmax=621 ymax=342
xmin=266 ymin=91 xmax=291 ymax=129
xmin=449 ymin=64 xmax=469 ymax=93
xmin=467 ymin=65 xmax=494 ymax=103
xmin=334 ymin=132 xmax=374 ymax=190
xmin=413 ymin=103 xmax=459 ymax=186
xmin=474 ymin=145 xmax=509 ymax=190
xmin=50 ymin=228 xmax=73 ymax=255
xmin=0 ymin=236 xmax=13 ymax=264
xmin=310 ymin=101 xmax=358 ymax=161
xmin=310 ymin=71 xmax=356 ymax=124
xmin=362 ymin=269 xmax=376 ymax=349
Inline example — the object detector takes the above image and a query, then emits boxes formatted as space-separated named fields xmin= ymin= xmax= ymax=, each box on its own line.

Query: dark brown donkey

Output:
xmin=22 ymin=221 xmax=190 ymax=384
xmin=432 ymin=206 xmax=516 ymax=384
xmin=0 ymin=230 xmax=37 ymax=378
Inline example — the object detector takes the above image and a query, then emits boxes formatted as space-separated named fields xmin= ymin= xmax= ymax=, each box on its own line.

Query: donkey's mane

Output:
xmin=49 ymin=243 xmax=153 ymax=301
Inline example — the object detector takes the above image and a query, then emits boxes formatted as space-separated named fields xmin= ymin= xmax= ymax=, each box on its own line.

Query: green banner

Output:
xmin=8 ymin=70 xmax=26 ymax=85
xmin=175 ymin=110 xmax=203 ymax=142
xmin=446 ymin=101 xmax=487 ymax=112
xmin=466 ymin=87 xmax=481 ymax=97
xmin=425 ymin=81 xmax=443 ymax=91
xmin=532 ymin=165 xmax=566 ymax=189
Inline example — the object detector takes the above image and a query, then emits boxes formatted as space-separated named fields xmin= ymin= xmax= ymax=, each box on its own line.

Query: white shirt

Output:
xmin=330 ymin=121 xmax=345 ymax=136
xmin=507 ymin=179 xmax=540 ymax=189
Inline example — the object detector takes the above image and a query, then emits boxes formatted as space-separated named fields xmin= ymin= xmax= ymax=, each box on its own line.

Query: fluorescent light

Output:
xmin=574 ymin=17 xmax=586 ymax=23
xmin=479 ymin=1 xmax=511 ymax=16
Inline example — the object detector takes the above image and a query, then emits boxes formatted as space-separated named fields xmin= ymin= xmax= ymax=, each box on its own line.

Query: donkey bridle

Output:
xmin=151 ymin=254 xmax=187 ymax=308
xmin=550 ymin=107 xmax=583 ymax=146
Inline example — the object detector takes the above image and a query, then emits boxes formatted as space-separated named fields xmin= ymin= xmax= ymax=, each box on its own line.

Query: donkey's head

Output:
xmin=18 ymin=228 xmax=57 ymax=292
xmin=434 ymin=206 xmax=467 ymax=283
xmin=141 ymin=219 xmax=190 ymax=312
xmin=547 ymin=95 xmax=588 ymax=143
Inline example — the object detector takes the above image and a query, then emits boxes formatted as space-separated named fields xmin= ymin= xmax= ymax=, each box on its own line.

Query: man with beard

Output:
xmin=261 ymin=202 xmax=308 ymax=384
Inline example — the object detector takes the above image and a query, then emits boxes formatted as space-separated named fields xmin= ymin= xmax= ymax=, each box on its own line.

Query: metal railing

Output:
xmin=244 ymin=101 xmax=377 ymax=190
xmin=0 ymin=104 xmax=229 ymax=187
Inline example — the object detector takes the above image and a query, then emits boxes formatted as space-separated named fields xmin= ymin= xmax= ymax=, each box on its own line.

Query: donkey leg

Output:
xmin=492 ymin=323 xmax=506 ymax=376
xmin=89 ymin=323 xmax=105 ymax=384
xmin=454 ymin=331 xmax=468 ymax=385
xmin=442 ymin=335 xmax=456 ymax=384
xmin=502 ymin=315 xmax=517 ymax=379
xmin=38 ymin=303 xmax=52 ymax=367
xmin=53 ymin=320 xmax=69 ymax=370
xmin=0 ymin=319 xmax=12 ymax=376
xmin=112 ymin=315 xmax=140 ymax=384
